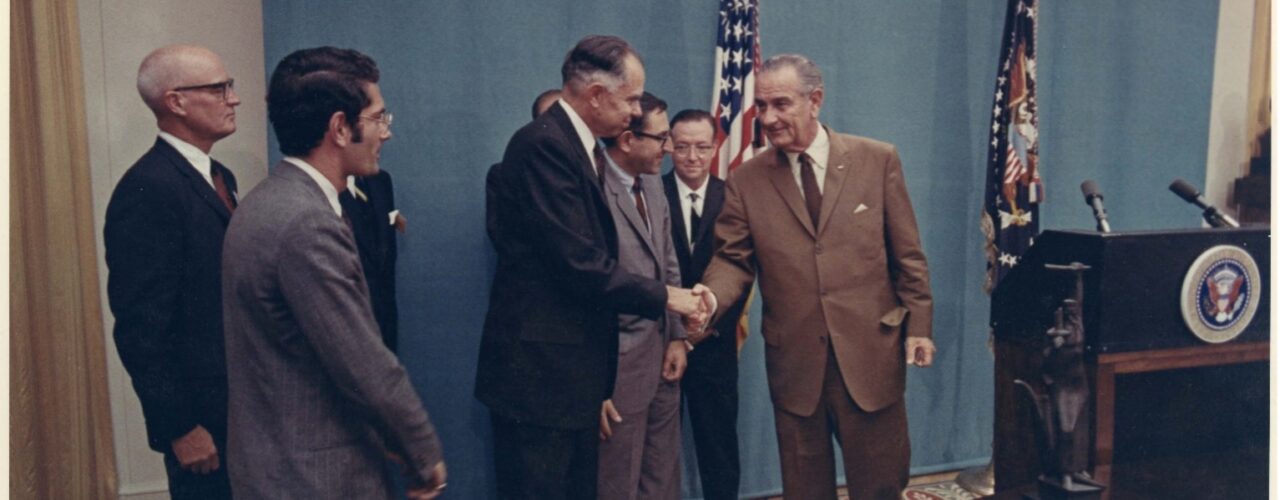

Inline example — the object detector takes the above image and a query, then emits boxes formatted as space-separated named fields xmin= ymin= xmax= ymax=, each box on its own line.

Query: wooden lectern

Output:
xmin=991 ymin=228 xmax=1270 ymax=498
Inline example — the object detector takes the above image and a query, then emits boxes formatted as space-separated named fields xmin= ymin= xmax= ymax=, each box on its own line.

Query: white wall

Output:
xmin=77 ymin=0 xmax=268 ymax=497
xmin=1204 ymin=0 xmax=1260 ymax=217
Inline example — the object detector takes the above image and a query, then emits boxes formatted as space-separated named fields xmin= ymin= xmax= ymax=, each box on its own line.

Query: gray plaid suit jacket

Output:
xmin=222 ymin=161 xmax=442 ymax=499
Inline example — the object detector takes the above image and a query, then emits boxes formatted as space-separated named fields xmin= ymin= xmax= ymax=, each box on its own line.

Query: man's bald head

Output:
xmin=137 ymin=45 xmax=225 ymax=115
xmin=136 ymin=45 xmax=240 ymax=151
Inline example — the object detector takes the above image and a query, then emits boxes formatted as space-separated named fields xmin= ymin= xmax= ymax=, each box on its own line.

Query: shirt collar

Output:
xmin=344 ymin=175 xmax=368 ymax=201
xmin=158 ymin=132 xmax=213 ymax=186
xmin=784 ymin=125 xmax=830 ymax=170
xmin=283 ymin=156 xmax=343 ymax=216
xmin=675 ymin=175 xmax=709 ymax=202
xmin=558 ymin=99 xmax=599 ymax=162
xmin=602 ymin=144 xmax=636 ymax=191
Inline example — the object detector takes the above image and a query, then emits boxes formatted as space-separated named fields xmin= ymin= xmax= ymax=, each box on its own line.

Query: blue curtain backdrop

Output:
xmin=260 ymin=1 xmax=1220 ymax=498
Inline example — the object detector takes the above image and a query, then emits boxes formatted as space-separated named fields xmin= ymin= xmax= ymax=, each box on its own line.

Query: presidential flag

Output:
xmin=710 ymin=0 xmax=761 ymax=349
xmin=982 ymin=0 xmax=1043 ymax=294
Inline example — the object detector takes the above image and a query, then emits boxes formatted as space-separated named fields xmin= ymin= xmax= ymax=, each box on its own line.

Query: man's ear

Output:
xmin=809 ymin=86 xmax=824 ymax=118
xmin=163 ymin=91 xmax=187 ymax=117
xmin=617 ymin=131 xmax=636 ymax=154
xmin=585 ymin=82 xmax=607 ymax=109
xmin=329 ymin=111 xmax=351 ymax=147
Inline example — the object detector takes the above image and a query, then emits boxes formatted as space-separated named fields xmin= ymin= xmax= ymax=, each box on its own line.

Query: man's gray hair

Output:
xmin=760 ymin=53 xmax=823 ymax=94
xmin=561 ymin=35 xmax=640 ymax=93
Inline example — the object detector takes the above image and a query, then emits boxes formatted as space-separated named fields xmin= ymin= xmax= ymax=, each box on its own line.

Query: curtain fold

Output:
xmin=10 ymin=0 xmax=119 ymax=497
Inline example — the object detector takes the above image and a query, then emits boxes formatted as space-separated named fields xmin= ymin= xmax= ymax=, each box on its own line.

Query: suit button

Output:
xmin=815 ymin=244 xmax=823 ymax=254
xmin=819 ymin=335 xmax=827 ymax=344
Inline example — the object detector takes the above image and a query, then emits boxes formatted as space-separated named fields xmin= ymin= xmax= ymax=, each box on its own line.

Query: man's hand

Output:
xmin=662 ymin=340 xmax=689 ymax=382
xmin=688 ymin=284 xmax=718 ymax=335
xmin=906 ymin=337 xmax=937 ymax=367
xmin=171 ymin=425 xmax=219 ymax=474
xmin=599 ymin=399 xmax=622 ymax=441
xmin=666 ymin=286 xmax=708 ymax=328
xmin=406 ymin=461 xmax=448 ymax=500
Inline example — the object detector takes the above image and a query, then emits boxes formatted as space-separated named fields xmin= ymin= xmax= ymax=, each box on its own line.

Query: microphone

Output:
xmin=1080 ymin=180 xmax=1111 ymax=233
xmin=1168 ymin=179 xmax=1239 ymax=228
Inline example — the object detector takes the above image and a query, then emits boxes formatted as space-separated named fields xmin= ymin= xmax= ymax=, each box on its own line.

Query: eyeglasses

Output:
xmin=633 ymin=130 xmax=670 ymax=147
xmin=173 ymin=79 xmax=235 ymax=101
xmin=360 ymin=111 xmax=394 ymax=129
xmin=673 ymin=144 xmax=716 ymax=157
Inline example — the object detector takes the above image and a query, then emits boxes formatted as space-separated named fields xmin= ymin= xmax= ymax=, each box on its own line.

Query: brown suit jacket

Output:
xmin=702 ymin=127 xmax=932 ymax=417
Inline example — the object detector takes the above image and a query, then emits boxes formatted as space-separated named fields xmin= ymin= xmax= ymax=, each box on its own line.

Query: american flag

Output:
xmin=710 ymin=0 xmax=761 ymax=349
xmin=982 ymin=0 xmax=1043 ymax=294
xmin=710 ymin=0 xmax=761 ymax=179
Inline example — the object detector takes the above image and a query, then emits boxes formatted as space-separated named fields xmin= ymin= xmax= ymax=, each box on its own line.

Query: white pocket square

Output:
xmin=854 ymin=203 xmax=869 ymax=214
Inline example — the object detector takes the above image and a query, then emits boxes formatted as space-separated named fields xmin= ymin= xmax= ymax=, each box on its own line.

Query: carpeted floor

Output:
xmin=901 ymin=479 xmax=979 ymax=500
xmin=754 ymin=471 xmax=981 ymax=499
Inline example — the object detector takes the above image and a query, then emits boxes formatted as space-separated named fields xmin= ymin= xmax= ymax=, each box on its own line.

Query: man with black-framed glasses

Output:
xmin=105 ymin=44 xmax=242 ymax=499
xmin=661 ymin=108 xmax=746 ymax=500
xmin=595 ymin=92 xmax=688 ymax=499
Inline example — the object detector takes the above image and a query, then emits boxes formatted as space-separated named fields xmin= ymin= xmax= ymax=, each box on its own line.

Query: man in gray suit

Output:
xmin=596 ymin=92 xmax=688 ymax=500
xmin=222 ymin=47 xmax=446 ymax=499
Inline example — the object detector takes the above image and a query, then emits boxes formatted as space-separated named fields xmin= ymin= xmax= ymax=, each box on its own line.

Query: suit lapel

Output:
xmin=155 ymin=139 xmax=232 ymax=223
xmin=548 ymin=103 xmax=604 ymax=197
xmin=695 ymin=178 xmax=723 ymax=248
xmin=665 ymin=175 xmax=696 ymax=258
xmin=765 ymin=148 xmax=817 ymax=238
xmin=346 ymin=178 xmax=377 ymax=263
xmin=816 ymin=127 xmax=858 ymax=237
xmin=606 ymin=170 xmax=658 ymax=260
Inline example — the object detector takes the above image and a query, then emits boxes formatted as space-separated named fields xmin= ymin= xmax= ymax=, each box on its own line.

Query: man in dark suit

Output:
xmin=476 ymin=35 xmax=707 ymax=499
xmin=596 ymin=92 xmax=687 ymax=500
xmin=104 ymin=45 xmax=241 ymax=500
xmin=222 ymin=47 xmax=445 ymax=499
xmin=341 ymin=171 xmax=402 ymax=351
xmin=699 ymin=54 xmax=936 ymax=499
xmin=484 ymin=89 xmax=563 ymax=257
xmin=662 ymin=109 xmax=746 ymax=500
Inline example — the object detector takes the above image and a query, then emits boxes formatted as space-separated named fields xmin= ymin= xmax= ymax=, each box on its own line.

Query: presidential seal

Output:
xmin=1180 ymin=245 xmax=1261 ymax=343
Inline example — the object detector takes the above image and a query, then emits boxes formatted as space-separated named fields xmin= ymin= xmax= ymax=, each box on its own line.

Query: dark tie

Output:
xmin=688 ymin=193 xmax=702 ymax=247
xmin=593 ymin=144 xmax=608 ymax=188
xmin=338 ymin=189 xmax=357 ymax=232
xmin=632 ymin=183 xmax=650 ymax=232
xmin=210 ymin=166 xmax=235 ymax=212
xmin=799 ymin=153 xmax=822 ymax=228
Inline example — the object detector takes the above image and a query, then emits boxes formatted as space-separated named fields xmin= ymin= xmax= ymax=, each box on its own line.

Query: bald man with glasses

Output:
xmin=104 ymin=44 xmax=242 ymax=499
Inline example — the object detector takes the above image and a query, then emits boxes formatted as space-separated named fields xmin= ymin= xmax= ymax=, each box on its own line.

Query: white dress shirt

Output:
xmin=158 ymin=131 xmax=214 ymax=188
xmin=284 ymin=157 xmax=342 ymax=216
xmin=674 ymin=176 xmax=709 ymax=246
xmin=557 ymin=99 xmax=601 ymax=174
xmin=785 ymin=126 xmax=831 ymax=197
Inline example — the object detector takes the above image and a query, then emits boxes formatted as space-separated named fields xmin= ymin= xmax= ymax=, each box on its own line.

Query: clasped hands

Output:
xmin=665 ymin=284 xmax=715 ymax=335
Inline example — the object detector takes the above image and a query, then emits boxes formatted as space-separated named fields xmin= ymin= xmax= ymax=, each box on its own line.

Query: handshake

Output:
xmin=665 ymin=284 xmax=716 ymax=335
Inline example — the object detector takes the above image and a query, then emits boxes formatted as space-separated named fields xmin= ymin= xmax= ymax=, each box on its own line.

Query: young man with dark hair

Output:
xmin=222 ymin=46 xmax=446 ymax=499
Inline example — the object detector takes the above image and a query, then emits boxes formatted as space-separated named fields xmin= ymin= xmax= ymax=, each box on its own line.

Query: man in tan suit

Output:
xmin=698 ymin=53 xmax=936 ymax=499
